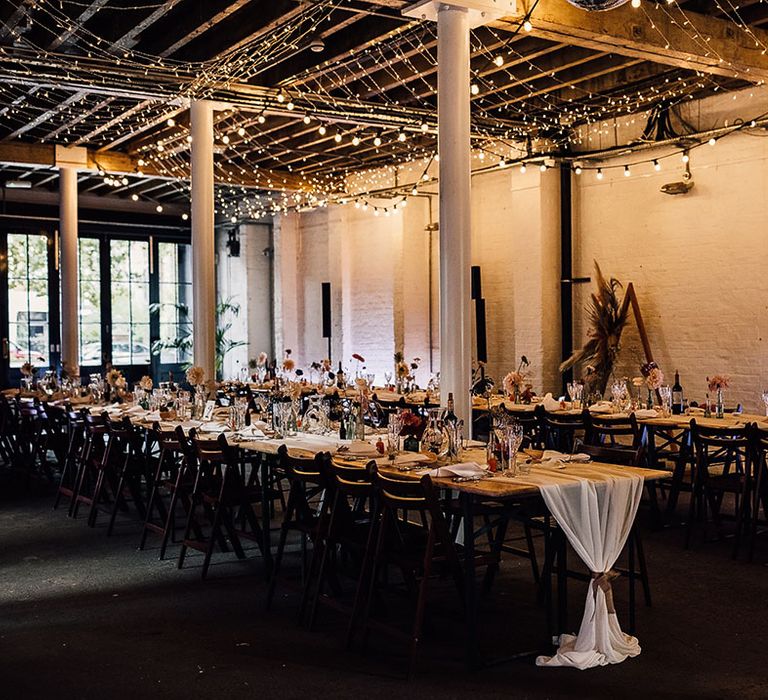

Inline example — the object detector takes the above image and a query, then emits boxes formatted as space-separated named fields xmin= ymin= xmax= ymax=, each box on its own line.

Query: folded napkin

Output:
xmin=541 ymin=392 xmax=562 ymax=412
xmin=252 ymin=420 xmax=269 ymax=430
xmin=123 ymin=405 xmax=146 ymax=415
xmin=236 ymin=425 xmax=265 ymax=439
xmin=541 ymin=450 xmax=591 ymax=464
xmin=633 ymin=408 xmax=659 ymax=419
xmin=199 ymin=421 xmax=230 ymax=433
xmin=346 ymin=440 xmax=379 ymax=457
xmin=588 ymin=402 xmax=614 ymax=414
xmin=688 ymin=407 xmax=705 ymax=415
xmin=425 ymin=462 xmax=487 ymax=478
xmin=143 ymin=411 xmax=162 ymax=422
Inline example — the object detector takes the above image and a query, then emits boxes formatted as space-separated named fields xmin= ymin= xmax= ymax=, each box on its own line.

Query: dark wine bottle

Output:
xmin=672 ymin=370 xmax=683 ymax=415
xmin=443 ymin=392 xmax=458 ymax=424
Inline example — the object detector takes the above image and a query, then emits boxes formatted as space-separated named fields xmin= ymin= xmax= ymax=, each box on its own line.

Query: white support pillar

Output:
xmin=403 ymin=0 xmax=514 ymax=424
xmin=59 ymin=165 xmax=79 ymax=373
xmin=437 ymin=5 xmax=473 ymax=424
xmin=190 ymin=99 xmax=217 ymax=381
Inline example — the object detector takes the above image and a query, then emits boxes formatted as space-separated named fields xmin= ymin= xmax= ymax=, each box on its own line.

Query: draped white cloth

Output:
xmin=511 ymin=464 xmax=644 ymax=669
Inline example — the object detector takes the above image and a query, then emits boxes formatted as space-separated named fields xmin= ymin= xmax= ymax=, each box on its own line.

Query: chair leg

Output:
xmin=408 ymin=527 xmax=436 ymax=679
xmin=633 ymin=529 xmax=652 ymax=607
xmin=87 ymin=470 xmax=106 ymax=528
xmin=346 ymin=507 xmax=380 ymax=650
xmin=201 ymin=506 xmax=224 ymax=580
xmin=265 ymin=523 xmax=291 ymax=610
xmin=628 ymin=532 xmax=636 ymax=635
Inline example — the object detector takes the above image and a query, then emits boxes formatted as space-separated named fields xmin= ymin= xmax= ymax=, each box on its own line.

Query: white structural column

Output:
xmin=59 ymin=165 xmax=79 ymax=372
xmin=437 ymin=5 xmax=473 ymax=424
xmin=190 ymin=99 xmax=217 ymax=381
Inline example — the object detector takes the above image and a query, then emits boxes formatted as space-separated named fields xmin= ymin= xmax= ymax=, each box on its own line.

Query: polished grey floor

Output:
xmin=2 ymin=476 xmax=768 ymax=700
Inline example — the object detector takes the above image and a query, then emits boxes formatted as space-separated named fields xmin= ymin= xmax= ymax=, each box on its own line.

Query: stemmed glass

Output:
xmin=383 ymin=371 xmax=393 ymax=389
xmin=762 ymin=390 xmax=768 ymax=417
xmin=567 ymin=381 xmax=584 ymax=409
xmin=610 ymin=379 xmax=629 ymax=413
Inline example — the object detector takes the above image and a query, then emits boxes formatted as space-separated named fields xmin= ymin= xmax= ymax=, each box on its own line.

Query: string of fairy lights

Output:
xmin=0 ymin=0 xmax=764 ymax=218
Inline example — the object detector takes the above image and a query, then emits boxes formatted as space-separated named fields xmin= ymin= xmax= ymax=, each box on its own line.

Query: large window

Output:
xmin=7 ymin=233 xmax=50 ymax=368
xmin=78 ymin=238 xmax=101 ymax=366
xmin=110 ymin=239 xmax=150 ymax=366
xmin=157 ymin=241 xmax=192 ymax=365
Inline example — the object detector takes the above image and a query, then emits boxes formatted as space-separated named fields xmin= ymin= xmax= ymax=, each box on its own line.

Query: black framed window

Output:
xmin=78 ymin=237 xmax=102 ymax=366
xmin=7 ymin=232 xmax=50 ymax=368
xmin=110 ymin=239 xmax=151 ymax=366
xmin=156 ymin=241 xmax=192 ymax=366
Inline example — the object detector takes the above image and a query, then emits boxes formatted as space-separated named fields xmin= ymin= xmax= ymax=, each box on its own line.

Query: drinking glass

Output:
xmin=421 ymin=408 xmax=444 ymax=455
xmin=387 ymin=411 xmax=404 ymax=452
xmin=383 ymin=371 xmax=393 ymax=388
xmin=658 ymin=385 xmax=673 ymax=417
xmin=762 ymin=390 xmax=768 ymax=417
xmin=503 ymin=423 xmax=524 ymax=477
xmin=567 ymin=381 xmax=584 ymax=409
xmin=610 ymin=380 xmax=629 ymax=413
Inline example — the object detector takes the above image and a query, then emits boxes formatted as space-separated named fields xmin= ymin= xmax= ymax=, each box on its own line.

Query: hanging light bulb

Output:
xmin=257 ymin=115 xmax=266 ymax=124
xmin=539 ymin=163 xmax=547 ymax=172
xmin=398 ymin=131 xmax=407 ymax=142
xmin=237 ymin=127 xmax=246 ymax=137
xmin=498 ymin=158 xmax=506 ymax=168
xmin=373 ymin=135 xmax=382 ymax=147
xmin=631 ymin=0 xmax=641 ymax=7
xmin=574 ymin=165 xmax=582 ymax=175
xmin=286 ymin=101 xmax=294 ymax=111
xmin=411 ymin=186 xmax=418 ymax=196
xmin=318 ymin=125 xmax=327 ymax=135
xmin=303 ymin=115 xmax=311 ymax=125
xmin=156 ymin=204 xmax=163 ymax=213
xmin=470 ymin=83 xmax=480 ymax=95
xmin=653 ymin=159 xmax=661 ymax=171
xmin=276 ymin=93 xmax=285 ymax=103
xmin=624 ymin=165 xmax=631 ymax=177
xmin=166 ymin=117 xmax=175 ymax=127
xmin=420 ymin=122 xmax=429 ymax=132
xmin=186 ymin=135 xmax=193 ymax=143
xmin=708 ymin=137 xmax=716 ymax=146
xmin=182 ymin=213 xmax=188 ymax=221
xmin=334 ymin=133 xmax=342 ymax=143
xmin=523 ymin=20 xmax=532 ymax=31
xmin=520 ymin=163 xmax=527 ymax=173
xmin=131 ymin=193 xmax=139 ymax=201
xmin=682 ymin=151 xmax=690 ymax=163
xmin=221 ymin=135 xmax=230 ymax=144
xmin=351 ymin=135 xmax=361 ymax=147
xmin=493 ymin=55 xmax=504 ymax=67
xmin=596 ymin=168 xmax=604 ymax=180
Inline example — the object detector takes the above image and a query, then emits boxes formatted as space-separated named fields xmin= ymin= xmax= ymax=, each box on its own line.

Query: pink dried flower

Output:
xmin=707 ymin=375 xmax=730 ymax=392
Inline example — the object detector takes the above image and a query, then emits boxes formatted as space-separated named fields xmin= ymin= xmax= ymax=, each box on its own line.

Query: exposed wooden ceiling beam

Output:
xmin=47 ymin=0 xmax=111 ymax=52
xmin=511 ymin=0 xmax=768 ymax=82
xmin=0 ymin=141 xmax=309 ymax=192
xmin=4 ymin=91 xmax=86 ymax=141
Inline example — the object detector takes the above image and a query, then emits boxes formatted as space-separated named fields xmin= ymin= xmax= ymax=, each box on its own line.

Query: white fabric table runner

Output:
xmin=501 ymin=463 xmax=644 ymax=669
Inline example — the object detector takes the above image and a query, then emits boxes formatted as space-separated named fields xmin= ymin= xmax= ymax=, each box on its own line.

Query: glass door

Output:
xmin=0 ymin=229 xmax=59 ymax=386
xmin=108 ymin=238 xmax=151 ymax=383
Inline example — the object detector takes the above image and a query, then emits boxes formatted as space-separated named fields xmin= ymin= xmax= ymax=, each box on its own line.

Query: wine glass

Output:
xmin=383 ymin=371 xmax=393 ymax=389
xmin=658 ymin=385 xmax=672 ymax=418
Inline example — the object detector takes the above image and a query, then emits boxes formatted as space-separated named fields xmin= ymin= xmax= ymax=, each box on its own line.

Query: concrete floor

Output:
xmin=2 ymin=477 xmax=768 ymax=700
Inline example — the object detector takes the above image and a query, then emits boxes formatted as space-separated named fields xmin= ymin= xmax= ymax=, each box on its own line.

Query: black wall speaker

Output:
xmin=321 ymin=282 xmax=331 ymax=339
xmin=471 ymin=265 xmax=482 ymax=300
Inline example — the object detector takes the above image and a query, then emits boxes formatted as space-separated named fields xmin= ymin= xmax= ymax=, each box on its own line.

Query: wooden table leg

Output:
xmin=461 ymin=492 xmax=480 ymax=671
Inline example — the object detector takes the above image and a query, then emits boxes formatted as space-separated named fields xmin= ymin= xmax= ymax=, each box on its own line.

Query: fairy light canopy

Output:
xmin=0 ymin=0 xmax=765 ymax=217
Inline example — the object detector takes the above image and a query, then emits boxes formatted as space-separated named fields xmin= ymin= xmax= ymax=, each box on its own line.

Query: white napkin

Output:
xmin=425 ymin=462 xmax=487 ymax=478
xmin=541 ymin=450 xmax=591 ymax=464
xmin=588 ymin=402 xmax=614 ymax=414
xmin=633 ymin=408 xmax=658 ymax=419
xmin=144 ymin=411 xmax=162 ymax=422
xmin=252 ymin=420 xmax=269 ymax=430
xmin=237 ymin=425 xmax=265 ymax=438
xmin=347 ymin=440 xmax=379 ymax=457
xmin=123 ymin=405 xmax=146 ymax=415
xmin=199 ymin=421 xmax=230 ymax=433
xmin=541 ymin=392 xmax=562 ymax=412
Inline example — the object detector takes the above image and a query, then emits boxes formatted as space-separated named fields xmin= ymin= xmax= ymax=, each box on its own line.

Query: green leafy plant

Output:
xmin=149 ymin=296 xmax=247 ymax=378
